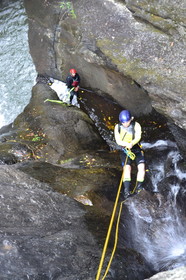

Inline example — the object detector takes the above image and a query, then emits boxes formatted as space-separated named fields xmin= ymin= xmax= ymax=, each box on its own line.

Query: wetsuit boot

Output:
xmin=122 ymin=180 xmax=131 ymax=199
xmin=69 ymin=94 xmax=73 ymax=105
xmin=135 ymin=181 xmax=144 ymax=193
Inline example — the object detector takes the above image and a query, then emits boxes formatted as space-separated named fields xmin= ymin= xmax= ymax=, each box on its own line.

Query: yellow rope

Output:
xmin=95 ymin=156 xmax=128 ymax=280
xmin=124 ymin=148 xmax=136 ymax=160
xmin=130 ymin=180 xmax=138 ymax=195
xmin=95 ymin=173 xmax=123 ymax=280
xmin=96 ymin=148 xmax=146 ymax=279
xmin=101 ymin=200 xmax=125 ymax=280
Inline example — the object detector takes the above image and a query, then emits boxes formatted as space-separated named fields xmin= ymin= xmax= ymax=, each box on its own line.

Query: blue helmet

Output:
xmin=119 ymin=110 xmax=131 ymax=123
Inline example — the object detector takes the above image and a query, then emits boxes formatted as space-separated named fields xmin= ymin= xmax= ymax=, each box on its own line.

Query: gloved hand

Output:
xmin=122 ymin=148 xmax=136 ymax=160
xmin=74 ymin=86 xmax=79 ymax=92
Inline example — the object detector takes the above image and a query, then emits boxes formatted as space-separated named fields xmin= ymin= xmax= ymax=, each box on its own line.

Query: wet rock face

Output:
xmin=24 ymin=0 xmax=186 ymax=128
xmin=0 ymin=157 xmax=153 ymax=279
xmin=0 ymin=83 xmax=105 ymax=164
xmin=0 ymin=165 xmax=100 ymax=279
xmin=144 ymin=266 xmax=186 ymax=280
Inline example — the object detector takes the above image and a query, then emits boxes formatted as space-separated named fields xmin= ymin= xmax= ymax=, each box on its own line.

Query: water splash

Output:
xmin=150 ymin=165 xmax=165 ymax=192
xmin=171 ymin=184 xmax=180 ymax=205
xmin=124 ymin=200 xmax=186 ymax=272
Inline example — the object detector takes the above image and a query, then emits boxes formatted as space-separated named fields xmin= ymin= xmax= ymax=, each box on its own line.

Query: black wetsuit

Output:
xmin=66 ymin=73 xmax=80 ymax=104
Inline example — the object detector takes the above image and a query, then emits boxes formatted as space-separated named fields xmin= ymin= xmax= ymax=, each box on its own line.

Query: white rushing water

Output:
xmin=0 ymin=0 xmax=36 ymax=129
xmin=128 ymin=200 xmax=186 ymax=271
xmin=122 ymin=141 xmax=186 ymax=272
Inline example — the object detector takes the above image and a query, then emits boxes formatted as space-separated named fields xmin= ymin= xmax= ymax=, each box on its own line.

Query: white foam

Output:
xmin=50 ymin=79 xmax=79 ymax=107
xmin=142 ymin=139 xmax=177 ymax=149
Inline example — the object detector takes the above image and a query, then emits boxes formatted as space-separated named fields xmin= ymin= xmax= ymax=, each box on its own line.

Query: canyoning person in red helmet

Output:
xmin=114 ymin=110 xmax=145 ymax=198
xmin=66 ymin=68 xmax=81 ymax=105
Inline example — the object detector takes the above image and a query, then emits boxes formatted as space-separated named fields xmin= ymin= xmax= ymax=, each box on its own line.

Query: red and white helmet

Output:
xmin=70 ymin=68 xmax=77 ymax=74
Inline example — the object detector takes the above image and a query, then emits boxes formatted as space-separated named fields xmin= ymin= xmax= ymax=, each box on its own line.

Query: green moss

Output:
xmin=59 ymin=158 xmax=73 ymax=164
xmin=60 ymin=1 xmax=76 ymax=18
xmin=150 ymin=14 xmax=164 ymax=22
xmin=97 ymin=39 xmax=163 ymax=82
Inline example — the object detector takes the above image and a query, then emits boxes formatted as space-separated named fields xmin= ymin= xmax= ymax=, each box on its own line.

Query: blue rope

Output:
xmin=122 ymin=148 xmax=136 ymax=160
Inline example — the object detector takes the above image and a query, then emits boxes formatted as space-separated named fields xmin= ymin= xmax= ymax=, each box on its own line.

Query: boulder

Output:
xmin=0 ymin=165 xmax=100 ymax=279
xmin=0 ymin=83 xmax=106 ymax=164
xmin=145 ymin=266 xmax=186 ymax=280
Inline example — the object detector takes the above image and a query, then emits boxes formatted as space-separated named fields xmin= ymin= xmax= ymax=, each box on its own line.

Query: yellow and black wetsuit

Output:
xmin=114 ymin=121 xmax=145 ymax=166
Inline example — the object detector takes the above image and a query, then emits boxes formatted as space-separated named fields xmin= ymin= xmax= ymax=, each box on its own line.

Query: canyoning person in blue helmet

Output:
xmin=114 ymin=110 xmax=145 ymax=198
xmin=66 ymin=68 xmax=81 ymax=105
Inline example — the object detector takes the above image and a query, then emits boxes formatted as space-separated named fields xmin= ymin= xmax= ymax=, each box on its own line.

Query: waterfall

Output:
xmin=125 ymin=198 xmax=186 ymax=271
xmin=0 ymin=0 xmax=36 ymax=129
xmin=120 ymin=139 xmax=186 ymax=272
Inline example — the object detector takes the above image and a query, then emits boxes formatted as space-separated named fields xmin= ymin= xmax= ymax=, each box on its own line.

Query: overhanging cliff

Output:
xmin=24 ymin=0 xmax=186 ymax=129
